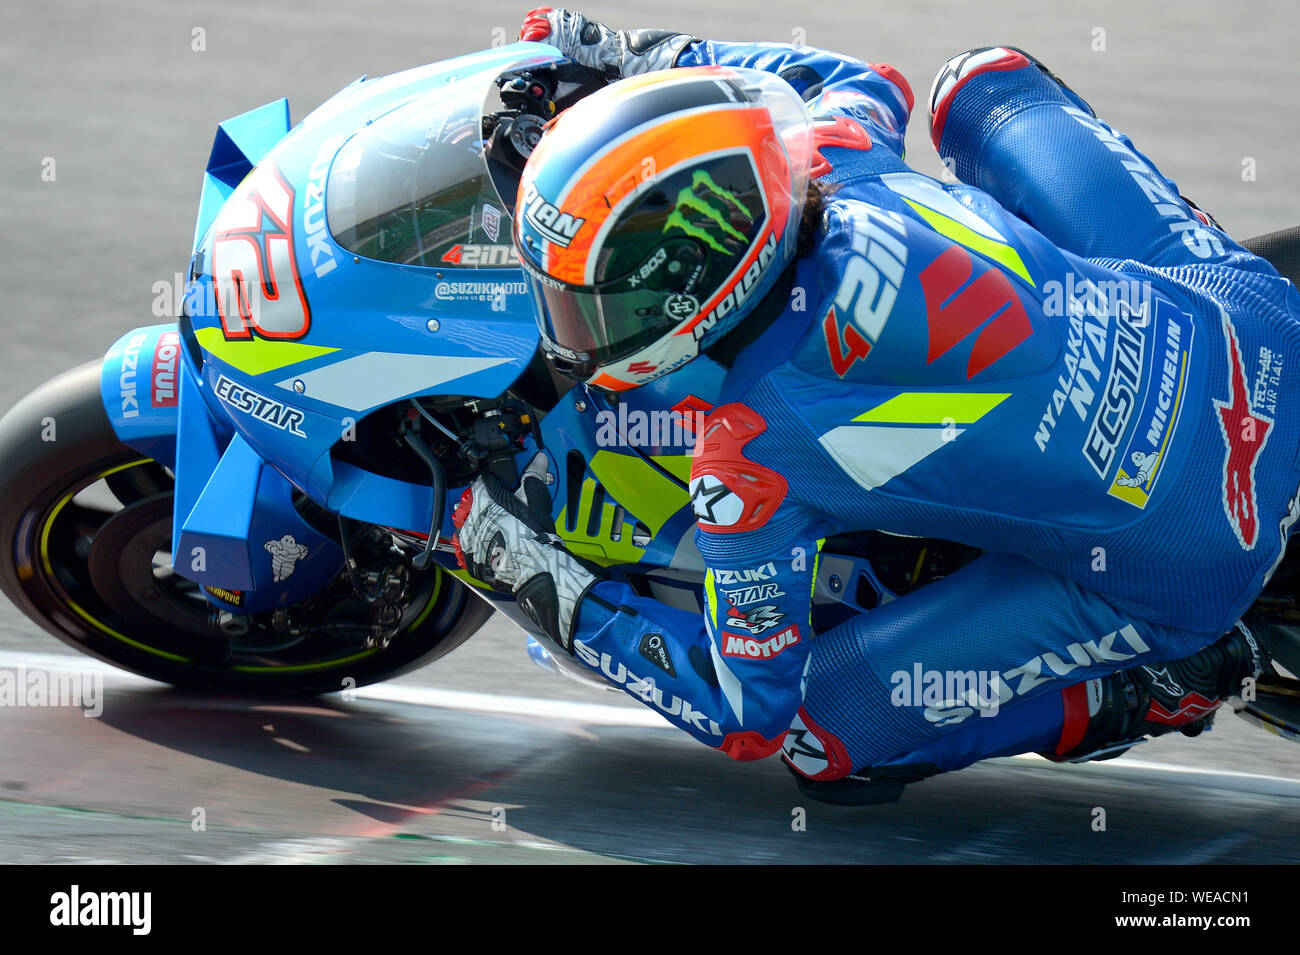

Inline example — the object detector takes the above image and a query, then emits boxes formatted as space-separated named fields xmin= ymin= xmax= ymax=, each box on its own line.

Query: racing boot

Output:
xmin=1047 ymin=619 xmax=1273 ymax=762
xmin=928 ymin=46 xmax=1224 ymax=228
xmin=787 ymin=760 xmax=941 ymax=807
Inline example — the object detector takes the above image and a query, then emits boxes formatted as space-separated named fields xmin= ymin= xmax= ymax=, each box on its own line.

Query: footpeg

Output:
xmin=1231 ymin=674 xmax=1300 ymax=744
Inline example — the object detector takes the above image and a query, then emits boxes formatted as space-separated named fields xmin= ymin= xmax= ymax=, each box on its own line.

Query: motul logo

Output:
xmin=722 ymin=625 xmax=800 ymax=659
xmin=151 ymin=331 xmax=180 ymax=408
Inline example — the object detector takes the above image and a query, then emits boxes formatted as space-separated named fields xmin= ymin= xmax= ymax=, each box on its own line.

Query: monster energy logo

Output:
xmin=663 ymin=170 xmax=753 ymax=254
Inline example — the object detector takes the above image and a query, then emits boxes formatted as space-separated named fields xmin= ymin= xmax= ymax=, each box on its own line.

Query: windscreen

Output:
xmin=326 ymin=78 xmax=516 ymax=269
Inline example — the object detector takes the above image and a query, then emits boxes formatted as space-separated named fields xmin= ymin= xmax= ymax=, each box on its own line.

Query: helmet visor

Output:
xmin=521 ymin=236 xmax=709 ymax=373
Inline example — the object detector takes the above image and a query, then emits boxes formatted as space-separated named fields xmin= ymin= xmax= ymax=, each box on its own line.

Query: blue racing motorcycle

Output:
xmin=3 ymin=43 xmax=1300 ymax=749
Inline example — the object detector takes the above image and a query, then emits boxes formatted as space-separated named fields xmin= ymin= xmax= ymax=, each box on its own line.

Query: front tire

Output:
xmin=0 ymin=361 xmax=492 ymax=694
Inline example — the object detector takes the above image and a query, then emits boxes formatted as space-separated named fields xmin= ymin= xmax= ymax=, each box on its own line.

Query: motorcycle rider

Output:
xmin=453 ymin=8 xmax=1295 ymax=802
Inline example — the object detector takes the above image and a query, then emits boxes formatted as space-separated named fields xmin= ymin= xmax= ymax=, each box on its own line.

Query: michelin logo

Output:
xmin=265 ymin=534 xmax=309 ymax=582
xmin=1115 ymin=450 xmax=1158 ymax=488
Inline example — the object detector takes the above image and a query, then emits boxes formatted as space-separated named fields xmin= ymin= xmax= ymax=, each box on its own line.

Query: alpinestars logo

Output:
xmin=663 ymin=170 xmax=752 ymax=254
xmin=522 ymin=183 xmax=585 ymax=248
xmin=690 ymin=474 xmax=743 ymax=525
xmin=929 ymin=48 xmax=1025 ymax=116
xmin=1142 ymin=665 xmax=1184 ymax=697
xmin=1213 ymin=313 xmax=1273 ymax=550
xmin=783 ymin=725 xmax=825 ymax=766
xmin=782 ymin=707 xmax=850 ymax=779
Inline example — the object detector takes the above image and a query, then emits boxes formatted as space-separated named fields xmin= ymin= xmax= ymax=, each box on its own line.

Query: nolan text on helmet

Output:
xmin=522 ymin=182 xmax=586 ymax=248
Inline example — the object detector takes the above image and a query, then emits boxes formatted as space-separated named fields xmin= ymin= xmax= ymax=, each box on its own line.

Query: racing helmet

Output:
xmin=513 ymin=66 xmax=814 ymax=390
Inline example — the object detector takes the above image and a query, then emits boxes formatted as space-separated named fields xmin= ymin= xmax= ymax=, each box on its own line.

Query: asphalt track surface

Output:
xmin=3 ymin=0 xmax=1300 ymax=864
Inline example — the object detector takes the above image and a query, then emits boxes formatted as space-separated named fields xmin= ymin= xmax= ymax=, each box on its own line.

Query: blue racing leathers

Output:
xmin=561 ymin=41 xmax=1300 ymax=778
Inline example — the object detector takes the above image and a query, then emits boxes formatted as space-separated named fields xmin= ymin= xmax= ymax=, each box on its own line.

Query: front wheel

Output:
xmin=0 ymin=361 xmax=493 ymax=694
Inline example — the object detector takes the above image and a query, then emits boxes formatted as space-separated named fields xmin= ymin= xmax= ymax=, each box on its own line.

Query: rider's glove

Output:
xmin=452 ymin=451 xmax=602 ymax=652
xmin=519 ymin=7 xmax=697 ymax=79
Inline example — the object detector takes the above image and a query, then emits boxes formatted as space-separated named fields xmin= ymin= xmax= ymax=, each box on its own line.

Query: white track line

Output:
xmin=1005 ymin=751 xmax=1300 ymax=796
xmin=357 ymin=681 xmax=667 ymax=728
xmin=219 ymin=837 xmax=356 ymax=865
xmin=0 ymin=649 xmax=666 ymax=727
xmin=7 ymin=649 xmax=1300 ymax=795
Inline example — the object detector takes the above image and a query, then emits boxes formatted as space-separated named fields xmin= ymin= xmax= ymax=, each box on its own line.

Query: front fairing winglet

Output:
xmin=194 ymin=98 xmax=292 ymax=253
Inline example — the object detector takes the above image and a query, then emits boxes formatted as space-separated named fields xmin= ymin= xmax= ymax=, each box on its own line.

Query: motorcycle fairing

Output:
xmin=179 ymin=43 xmax=561 ymax=502
xmin=169 ymin=359 xmax=343 ymax=611
xmin=98 ymin=332 xmax=345 ymax=610
xmin=101 ymin=324 xmax=183 ymax=466
xmin=117 ymin=45 xmax=562 ymax=601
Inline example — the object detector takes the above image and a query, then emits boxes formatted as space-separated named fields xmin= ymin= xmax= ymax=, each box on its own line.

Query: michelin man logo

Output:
xmin=1115 ymin=450 xmax=1159 ymax=488
xmin=265 ymin=534 xmax=309 ymax=582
